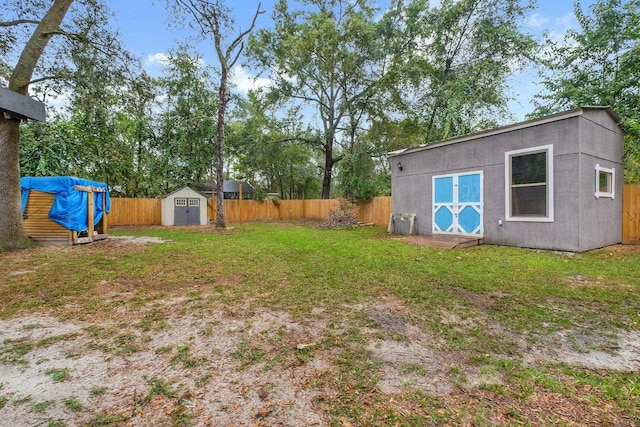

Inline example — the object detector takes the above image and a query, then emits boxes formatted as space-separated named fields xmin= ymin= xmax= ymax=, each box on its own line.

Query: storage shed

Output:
xmin=389 ymin=107 xmax=624 ymax=252
xmin=161 ymin=187 xmax=209 ymax=226
xmin=20 ymin=176 xmax=110 ymax=245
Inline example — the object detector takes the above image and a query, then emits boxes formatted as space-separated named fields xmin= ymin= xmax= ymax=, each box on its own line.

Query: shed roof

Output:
xmin=223 ymin=181 xmax=255 ymax=193
xmin=388 ymin=106 xmax=622 ymax=158
xmin=163 ymin=186 xmax=208 ymax=199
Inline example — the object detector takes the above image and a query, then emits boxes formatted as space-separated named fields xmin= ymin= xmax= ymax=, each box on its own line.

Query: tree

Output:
xmin=533 ymin=0 xmax=640 ymax=181
xmin=335 ymin=146 xmax=378 ymax=202
xmin=382 ymin=0 xmax=535 ymax=143
xmin=156 ymin=50 xmax=218 ymax=192
xmin=227 ymin=90 xmax=321 ymax=199
xmin=250 ymin=0 xmax=387 ymax=199
xmin=15 ymin=2 xmax=154 ymax=197
xmin=0 ymin=0 xmax=74 ymax=250
xmin=170 ymin=0 xmax=264 ymax=228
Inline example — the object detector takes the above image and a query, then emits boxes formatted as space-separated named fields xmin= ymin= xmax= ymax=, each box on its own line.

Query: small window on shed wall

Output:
xmin=175 ymin=198 xmax=187 ymax=206
xmin=505 ymin=144 xmax=554 ymax=222
xmin=595 ymin=164 xmax=615 ymax=199
xmin=188 ymin=199 xmax=200 ymax=207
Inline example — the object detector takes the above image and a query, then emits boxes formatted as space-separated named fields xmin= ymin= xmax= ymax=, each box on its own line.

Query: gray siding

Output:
xmin=576 ymin=112 xmax=625 ymax=251
xmin=390 ymin=108 xmax=624 ymax=252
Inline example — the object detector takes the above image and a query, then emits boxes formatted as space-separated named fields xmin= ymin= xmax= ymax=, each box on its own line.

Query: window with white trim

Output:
xmin=595 ymin=164 xmax=615 ymax=199
xmin=175 ymin=198 xmax=187 ymax=207
xmin=505 ymin=144 xmax=554 ymax=222
xmin=188 ymin=198 xmax=200 ymax=207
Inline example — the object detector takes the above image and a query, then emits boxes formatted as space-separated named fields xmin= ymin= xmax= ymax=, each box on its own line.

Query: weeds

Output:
xmin=88 ymin=412 xmax=129 ymax=426
xmin=45 ymin=368 xmax=69 ymax=382
xmin=91 ymin=386 xmax=107 ymax=396
xmin=1 ymin=338 xmax=33 ymax=365
xmin=170 ymin=345 xmax=205 ymax=368
xmin=31 ymin=399 xmax=52 ymax=413
xmin=231 ymin=340 xmax=265 ymax=370
xmin=145 ymin=377 xmax=176 ymax=402
xmin=64 ymin=396 xmax=82 ymax=411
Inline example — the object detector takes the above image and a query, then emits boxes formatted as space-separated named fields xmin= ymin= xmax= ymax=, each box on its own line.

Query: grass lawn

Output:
xmin=1 ymin=222 xmax=639 ymax=426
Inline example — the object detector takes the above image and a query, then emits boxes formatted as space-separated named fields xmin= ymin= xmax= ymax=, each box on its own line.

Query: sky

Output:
xmin=107 ymin=0 xmax=596 ymax=122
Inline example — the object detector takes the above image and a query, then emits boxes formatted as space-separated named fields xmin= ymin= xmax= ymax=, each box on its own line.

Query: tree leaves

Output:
xmin=534 ymin=0 xmax=640 ymax=181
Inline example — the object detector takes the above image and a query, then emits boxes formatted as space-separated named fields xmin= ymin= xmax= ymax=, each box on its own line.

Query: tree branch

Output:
xmin=0 ymin=19 xmax=40 ymax=27
xmin=29 ymin=75 xmax=69 ymax=85
xmin=226 ymin=3 xmax=264 ymax=61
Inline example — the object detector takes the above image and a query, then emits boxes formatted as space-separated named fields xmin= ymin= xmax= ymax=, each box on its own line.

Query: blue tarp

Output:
xmin=20 ymin=176 xmax=111 ymax=232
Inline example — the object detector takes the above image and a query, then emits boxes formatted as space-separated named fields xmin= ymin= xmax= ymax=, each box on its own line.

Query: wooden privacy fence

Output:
xmin=109 ymin=198 xmax=162 ymax=226
xmin=623 ymin=184 xmax=640 ymax=244
xmin=108 ymin=196 xmax=392 ymax=227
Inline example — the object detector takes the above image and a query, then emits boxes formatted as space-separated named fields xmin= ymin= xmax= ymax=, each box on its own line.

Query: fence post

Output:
xmin=239 ymin=185 xmax=243 ymax=225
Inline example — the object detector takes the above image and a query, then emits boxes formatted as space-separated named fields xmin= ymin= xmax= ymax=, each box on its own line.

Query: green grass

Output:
xmin=31 ymin=399 xmax=52 ymax=413
xmin=1 ymin=222 xmax=639 ymax=425
xmin=90 ymin=386 xmax=107 ymax=396
xmin=63 ymin=396 xmax=82 ymax=411
xmin=45 ymin=368 xmax=69 ymax=382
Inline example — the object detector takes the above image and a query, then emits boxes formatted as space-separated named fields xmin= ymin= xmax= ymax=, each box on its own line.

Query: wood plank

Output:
xmin=23 ymin=190 xmax=72 ymax=244
xmin=623 ymin=184 xmax=639 ymax=243
xmin=87 ymin=189 xmax=95 ymax=239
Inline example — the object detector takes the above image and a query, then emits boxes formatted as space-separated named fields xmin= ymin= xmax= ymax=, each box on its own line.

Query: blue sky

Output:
xmin=108 ymin=0 xmax=596 ymax=121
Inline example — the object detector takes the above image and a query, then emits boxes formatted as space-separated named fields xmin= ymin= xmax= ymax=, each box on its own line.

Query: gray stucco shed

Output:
xmin=389 ymin=107 xmax=624 ymax=252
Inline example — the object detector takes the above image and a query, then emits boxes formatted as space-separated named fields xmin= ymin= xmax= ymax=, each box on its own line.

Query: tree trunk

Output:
xmin=0 ymin=117 xmax=26 ymax=250
xmin=215 ymin=68 xmax=227 ymax=228
xmin=321 ymin=135 xmax=333 ymax=199
xmin=1 ymin=0 xmax=74 ymax=250
xmin=10 ymin=0 xmax=74 ymax=94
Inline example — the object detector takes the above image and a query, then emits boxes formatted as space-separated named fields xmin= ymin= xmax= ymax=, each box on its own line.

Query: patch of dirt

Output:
xmin=524 ymin=329 xmax=640 ymax=371
xmin=0 ymin=307 xmax=327 ymax=426
xmin=1 ymin=294 xmax=639 ymax=426
xmin=106 ymin=235 xmax=168 ymax=245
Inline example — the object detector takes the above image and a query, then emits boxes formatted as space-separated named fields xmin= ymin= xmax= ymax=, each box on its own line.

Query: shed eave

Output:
xmin=387 ymin=106 xmax=618 ymax=158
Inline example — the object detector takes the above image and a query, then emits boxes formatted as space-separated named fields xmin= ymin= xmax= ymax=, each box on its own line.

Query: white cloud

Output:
xmin=547 ymin=12 xmax=578 ymax=43
xmin=231 ymin=66 xmax=272 ymax=93
xmin=524 ymin=13 xmax=551 ymax=30
xmin=144 ymin=52 xmax=169 ymax=67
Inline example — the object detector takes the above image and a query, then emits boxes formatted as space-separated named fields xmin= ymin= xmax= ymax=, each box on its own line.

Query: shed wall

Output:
xmin=577 ymin=112 xmax=625 ymax=251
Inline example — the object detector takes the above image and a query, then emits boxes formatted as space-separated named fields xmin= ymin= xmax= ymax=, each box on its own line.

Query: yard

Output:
xmin=1 ymin=222 xmax=639 ymax=426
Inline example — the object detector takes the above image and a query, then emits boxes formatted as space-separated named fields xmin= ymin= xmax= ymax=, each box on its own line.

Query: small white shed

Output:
xmin=161 ymin=187 xmax=209 ymax=226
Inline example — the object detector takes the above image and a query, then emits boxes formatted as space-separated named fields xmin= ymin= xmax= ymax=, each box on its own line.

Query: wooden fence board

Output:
xmin=623 ymin=184 xmax=640 ymax=243
xmin=108 ymin=198 xmax=162 ymax=225
xmin=358 ymin=196 xmax=392 ymax=226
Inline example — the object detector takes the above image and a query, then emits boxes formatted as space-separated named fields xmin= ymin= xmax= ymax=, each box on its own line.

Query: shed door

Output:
xmin=174 ymin=198 xmax=200 ymax=226
xmin=433 ymin=172 xmax=483 ymax=236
